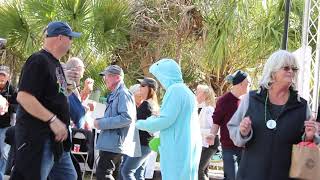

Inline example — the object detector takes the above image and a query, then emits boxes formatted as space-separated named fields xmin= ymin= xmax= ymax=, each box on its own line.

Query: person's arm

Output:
xmin=304 ymin=106 xmax=320 ymax=143
xmin=135 ymin=86 xmax=182 ymax=133
xmin=227 ymin=93 xmax=252 ymax=147
xmin=206 ymin=124 xmax=220 ymax=145
xmin=80 ymin=78 xmax=94 ymax=102
xmin=8 ymin=85 xmax=18 ymax=113
xmin=204 ymin=106 xmax=219 ymax=145
xmin=206 ymin=97 xmax=225 ymax=143
xmin=95 ymin=92 xmax=135 ymax=130
xmin=17 ymin=91 xmax=54 ymax=122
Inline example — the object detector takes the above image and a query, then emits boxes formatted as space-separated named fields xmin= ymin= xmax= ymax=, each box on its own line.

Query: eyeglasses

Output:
xmin=281 ymin=66 xmax=299 ymax=72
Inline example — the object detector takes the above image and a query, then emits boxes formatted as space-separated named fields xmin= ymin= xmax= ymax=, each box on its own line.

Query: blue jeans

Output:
xmin=222 ymin=148 xmax=242 ymax=180
xmin=0 ymin=127 xmax=9 ymax=180
xmin=121 ymin=145 xmax=152 ymax=180
xmin=40 ymin=140 xmax=77 ymax=180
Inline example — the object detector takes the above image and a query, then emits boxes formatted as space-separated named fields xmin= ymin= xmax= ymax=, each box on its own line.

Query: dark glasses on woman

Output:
xmin=281 ymin=66 xmax=299 ymax=72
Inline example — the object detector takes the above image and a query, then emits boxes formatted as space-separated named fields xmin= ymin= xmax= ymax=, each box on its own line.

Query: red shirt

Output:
xmin=213 ymin=92 xmax=242 ymax=149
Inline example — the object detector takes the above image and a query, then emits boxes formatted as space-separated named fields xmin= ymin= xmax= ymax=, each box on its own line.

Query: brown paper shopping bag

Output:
xmin=289 ymin=144 xmax=320 ymax=179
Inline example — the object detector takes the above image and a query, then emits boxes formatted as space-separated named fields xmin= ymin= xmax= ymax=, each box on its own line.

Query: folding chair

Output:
xmin=72 ymin=130 xmax=89 ymax=179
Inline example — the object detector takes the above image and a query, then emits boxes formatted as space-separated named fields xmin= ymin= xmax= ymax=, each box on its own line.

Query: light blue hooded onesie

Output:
xmin=135 ymin=59 xmax=202 ymax=180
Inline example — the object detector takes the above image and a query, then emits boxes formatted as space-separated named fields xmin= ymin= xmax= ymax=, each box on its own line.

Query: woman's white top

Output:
xmin=198 ymin=102 xmax=214 ymax=147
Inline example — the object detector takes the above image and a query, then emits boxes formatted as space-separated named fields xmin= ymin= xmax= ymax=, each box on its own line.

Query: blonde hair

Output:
xmin=259 ymin=50 xmax=299 ymax=90
xmin=197 ymin=84 xmax=216 ymax=107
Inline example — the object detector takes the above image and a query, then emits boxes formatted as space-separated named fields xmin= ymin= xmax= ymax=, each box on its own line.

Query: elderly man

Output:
xmin=0 ymin=65 xmax=17 ymax=179
xmin=94 ymin=65 xmax=140 ymax=180
xmin=65 ymin=57 xmax=94 ymax=129
xmin=12 ymin=21 xmax=81 ymax=180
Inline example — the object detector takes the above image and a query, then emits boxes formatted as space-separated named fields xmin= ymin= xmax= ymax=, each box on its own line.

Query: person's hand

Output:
xmin=240 ymin=117 xmax=252 ymax=137
xmin=84 ymin=78 xmax=94 ymax=91
xmin=206 ymin=134 xmax=215 ymax=145
xmin=83 ymin=104 xmax=90 ymax=113
xmin=65 ymin=67 xmax=82 ymax=85
xmin=49 ymin=118 xmax=68 ymax=142
xmin=0 ymin=95 xmax=8 ymax=115
xmin=84 ymin=121 xmax=92 ymax=131
xmin=87 ymin=102 xmax=95 ymax=111
xmin=305 ymin=116 xmax=318 ymax=140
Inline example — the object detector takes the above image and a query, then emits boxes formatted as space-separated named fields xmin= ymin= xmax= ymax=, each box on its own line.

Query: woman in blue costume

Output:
xmin=135 ymin=59 xmax=202 ymax=180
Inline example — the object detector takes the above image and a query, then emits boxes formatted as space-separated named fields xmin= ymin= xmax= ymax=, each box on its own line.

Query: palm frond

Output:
xmin=91 ymin=0 xmax=132 ymax=54
xmin=0 ymin=1 xmax=37 ymax=58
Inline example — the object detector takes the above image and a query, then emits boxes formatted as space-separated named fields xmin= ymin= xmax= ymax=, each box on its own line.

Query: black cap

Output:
xmin=137 ymin=77 xmax=158 ymax=90
xmin=226 ymin=70 xmax=248 ymax=85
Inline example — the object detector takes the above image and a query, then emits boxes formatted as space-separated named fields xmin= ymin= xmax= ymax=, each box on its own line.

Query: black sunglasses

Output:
xmin=46 ymin=35 xmax=72 ymax=40
xmin=281 ymin=66 xmax=299 ymax=72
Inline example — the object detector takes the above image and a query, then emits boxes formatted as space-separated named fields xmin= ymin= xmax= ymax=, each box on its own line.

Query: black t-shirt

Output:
xmin=16 ymin=49 xmax=71 ymax=148
xmin=137 ymin=101 xmax=154 ymax=146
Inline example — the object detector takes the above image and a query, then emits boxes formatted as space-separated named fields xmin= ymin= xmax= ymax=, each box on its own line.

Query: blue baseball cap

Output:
xmin=45 ymin=21 xmax=81 ymax=38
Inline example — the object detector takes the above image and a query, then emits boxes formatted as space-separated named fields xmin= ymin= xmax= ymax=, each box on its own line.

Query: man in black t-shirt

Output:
xmin=0 ymin=65 xmax=17 ymax=179
xmin=11 ymin=21 xmax=81 ymax=180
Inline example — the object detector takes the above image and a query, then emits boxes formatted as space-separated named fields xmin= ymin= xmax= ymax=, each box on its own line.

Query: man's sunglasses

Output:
xmin=46 ymin=35 xmax=72 ymax=40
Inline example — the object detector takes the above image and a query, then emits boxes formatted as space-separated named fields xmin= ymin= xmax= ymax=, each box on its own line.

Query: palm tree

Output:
xmin=198 ymin=0 xmax=303 ymax=95
xmin=0 ymin=0 xmax=305 ymax=96
xmin=0 ymin=0 xmax=133 ymax=95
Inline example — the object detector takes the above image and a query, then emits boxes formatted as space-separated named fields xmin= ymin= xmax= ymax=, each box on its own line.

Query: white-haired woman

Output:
xmin=196 ymin=84 xmax=220 ymax=180
xmin=228 ymin=50 xmax=318 ymax=180
xmin=129 ymin=84 xmax=142 ymax=107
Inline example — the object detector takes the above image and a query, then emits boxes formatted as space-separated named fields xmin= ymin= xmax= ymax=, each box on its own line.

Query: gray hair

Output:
xmin=259 ymin=50 xmax=299 ymax=89
xmin=66 ymin=57 xmax=84 ymax=70
xmin=129 ymin=84 xmax=140 ymax=94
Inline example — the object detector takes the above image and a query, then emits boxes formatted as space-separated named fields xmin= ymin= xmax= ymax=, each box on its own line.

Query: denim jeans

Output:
xmin=222 ymin=148 xmax=242 ymax=180
xmin=40 ymin=139 xmax=77 ymax=180
xmin=198 ymin=145 xmax=218 ymax=180
xmin=0 ymin=127 xmax=9 ymax=180
xmin=120 ymin=145 xmax=152 ymax=180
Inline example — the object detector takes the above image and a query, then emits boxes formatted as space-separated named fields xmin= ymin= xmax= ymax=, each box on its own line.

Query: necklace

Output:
xmin=264 ymin=92 xmax=286 ymax=130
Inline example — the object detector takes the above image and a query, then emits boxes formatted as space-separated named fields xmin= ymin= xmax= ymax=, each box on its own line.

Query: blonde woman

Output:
xmin=196 ymin=84 xmax=219 ymax=180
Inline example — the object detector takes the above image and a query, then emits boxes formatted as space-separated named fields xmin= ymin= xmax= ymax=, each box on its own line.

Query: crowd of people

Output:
xmin=0 ymin=21 xmax=319 ymax=180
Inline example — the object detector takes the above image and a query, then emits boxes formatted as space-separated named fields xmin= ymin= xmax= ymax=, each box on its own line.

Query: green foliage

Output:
xmin=83 ymin=57 xmax=108 ymax=95
xmin=0 ymin=0 xmax=306 ymax=97
xmin=0 ymin=1 xmax=36 ymax=58
xmin=91 ymin=0 xmax=132 ymax=54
